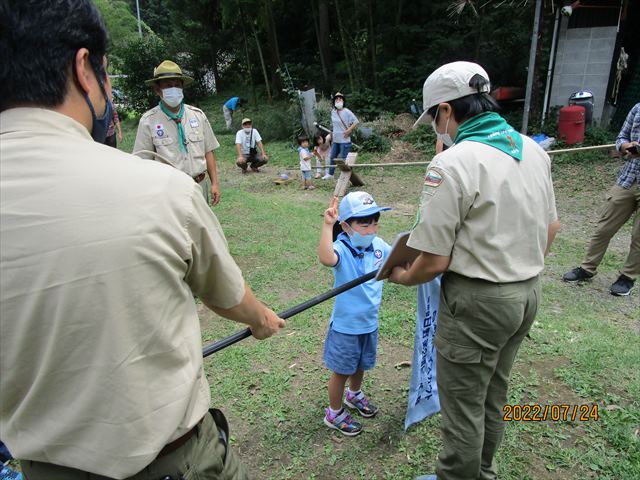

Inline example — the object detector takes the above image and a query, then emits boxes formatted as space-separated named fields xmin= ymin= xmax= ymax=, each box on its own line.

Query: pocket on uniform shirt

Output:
xmin=188 ymin=132 xmax=205 ymax=157
xmin=153 ymin=136 xmax=174 ymax=147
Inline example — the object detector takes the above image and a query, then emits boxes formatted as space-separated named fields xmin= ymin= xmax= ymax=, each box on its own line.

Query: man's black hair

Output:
xmin=0 ymin=0 xmax=108 ymax=112
xmin=345 ymin=212 xmax=380 ymax=226
xmin=426 ymin=74 xmax=499 ymax=124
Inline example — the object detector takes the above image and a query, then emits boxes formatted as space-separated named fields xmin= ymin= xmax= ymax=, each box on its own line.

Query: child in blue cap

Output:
xmin=318 ymin=191 xmax=392 ymax=436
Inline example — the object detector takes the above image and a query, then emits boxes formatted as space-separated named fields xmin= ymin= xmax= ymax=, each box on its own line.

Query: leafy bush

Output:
xmin=357 ymin=130 xmax=390 ymax=153
xmin=402 ymin=124 xmax=437 ymax=151
xmin=118 ymin=35 xmax=172 ymax=114
xmin=348 ymin=88 xmax=389 ymax=121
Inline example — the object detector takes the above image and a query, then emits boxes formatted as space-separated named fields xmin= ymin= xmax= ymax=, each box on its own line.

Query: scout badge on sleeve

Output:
xmin=405 ymin=276 xmax=441 ymax=430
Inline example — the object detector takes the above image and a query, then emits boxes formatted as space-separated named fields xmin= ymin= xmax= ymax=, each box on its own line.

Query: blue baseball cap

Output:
xmin=338 ymin=191 xmax=391 ymax=222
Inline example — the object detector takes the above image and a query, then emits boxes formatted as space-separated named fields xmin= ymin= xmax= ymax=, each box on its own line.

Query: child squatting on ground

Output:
xmin=298 ymin=136 xmax=315 ymax=190
xmin=313 ymin=132 xmax=332 ymax=179
xmin=318 ymin=191 xmax=392 ymax=436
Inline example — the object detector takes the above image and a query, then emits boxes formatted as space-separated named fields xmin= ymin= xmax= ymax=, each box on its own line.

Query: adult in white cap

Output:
xmin=133 ymin=60 xmax=222 ymax=207
xmin=390 ymin=61 xmax=561 ymax=480
xmin=235 ymin=117 xmax=269 ymax=173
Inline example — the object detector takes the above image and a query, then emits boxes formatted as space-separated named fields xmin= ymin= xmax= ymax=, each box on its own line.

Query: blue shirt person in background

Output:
xmin=562 ymin=102 xmax=640 ymax=296
xmin=318 ymin=192 xmax=391 ymax=436
xmin=222 ymin=96 xmax=245 ymax=130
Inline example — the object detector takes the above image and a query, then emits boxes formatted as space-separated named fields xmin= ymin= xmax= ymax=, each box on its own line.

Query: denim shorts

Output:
xmin=323 ymin=325 xmax=378 ymax=375
xmin=301 ymin=170 xmax=312 ymax=180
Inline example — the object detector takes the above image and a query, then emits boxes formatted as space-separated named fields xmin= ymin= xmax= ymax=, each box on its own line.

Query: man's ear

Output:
xmin=438 ymin=102 xmax=452 ymax=118
xmin=73 ymin=48 xmax=93 ymax=95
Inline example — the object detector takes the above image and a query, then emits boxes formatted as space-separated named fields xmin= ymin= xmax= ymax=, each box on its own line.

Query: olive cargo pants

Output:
xmin=581 ymin=184 xmax=640 ymax=280
xmin=21 ymin=409 xmax=248 ymax=480
xmin=434 ymin=272 xmax=540 ymax=480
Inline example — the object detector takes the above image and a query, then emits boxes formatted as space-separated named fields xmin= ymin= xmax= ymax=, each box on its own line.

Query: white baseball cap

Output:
xmin=413 ymin=61 xmax=491 ymax=128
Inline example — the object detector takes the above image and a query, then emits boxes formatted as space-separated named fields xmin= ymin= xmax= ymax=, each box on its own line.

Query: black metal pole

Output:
xmin=202 ymin=269 xmax=378 ymax=358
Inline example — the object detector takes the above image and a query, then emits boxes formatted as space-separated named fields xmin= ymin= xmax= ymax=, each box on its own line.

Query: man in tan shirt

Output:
xmin=0 ymin=2 xmax=283 ymax=478
xmin=133 ymin=60 xmax=222 ymax=207
xmin=390 ymin=62 xmax=560 ymax=480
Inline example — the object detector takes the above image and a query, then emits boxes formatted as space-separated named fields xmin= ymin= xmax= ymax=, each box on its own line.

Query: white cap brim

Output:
xmin=412 ymin=109 xmax=431 ymax=130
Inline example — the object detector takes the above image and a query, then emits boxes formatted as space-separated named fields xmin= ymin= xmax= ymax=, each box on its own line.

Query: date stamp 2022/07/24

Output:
xmin=503 ymin=403 xmax=600 ymax=422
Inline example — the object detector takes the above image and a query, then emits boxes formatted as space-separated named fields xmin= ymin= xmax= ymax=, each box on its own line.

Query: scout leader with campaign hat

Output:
xmin=390 ymin=61 xmax=561 ymax=480
xmin=133 ymin=60 xmax=222 ymax=206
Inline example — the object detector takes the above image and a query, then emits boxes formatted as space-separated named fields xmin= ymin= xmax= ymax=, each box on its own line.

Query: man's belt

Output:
xmin=157 ymin=417 xmax=203 ymax=458
xmin=193 ymin=172 xmax=206 ymax=183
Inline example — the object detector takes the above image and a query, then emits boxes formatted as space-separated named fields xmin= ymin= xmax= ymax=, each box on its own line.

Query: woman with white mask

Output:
xmin=325 ymin=92 xmax=359 ymax=180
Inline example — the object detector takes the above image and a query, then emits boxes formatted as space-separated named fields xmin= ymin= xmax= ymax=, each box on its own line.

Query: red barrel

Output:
xmin=558 ymin=105 xmax=585 ymax=145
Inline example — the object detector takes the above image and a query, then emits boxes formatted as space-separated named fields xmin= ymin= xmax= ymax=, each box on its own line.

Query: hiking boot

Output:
xmin=323 ymin=408 xmax=362 ymax=436
xmin=562 ymin=266 xmax=594 ymax=283
xmin=344 ymin=390 xmax=378 ymax=418
xmin=610 ymin=275 xmax=635 ymax=296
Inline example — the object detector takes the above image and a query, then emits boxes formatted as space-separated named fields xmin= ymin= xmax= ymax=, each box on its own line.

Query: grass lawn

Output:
xmin=116 ymin=98 xmax=639 ymax=480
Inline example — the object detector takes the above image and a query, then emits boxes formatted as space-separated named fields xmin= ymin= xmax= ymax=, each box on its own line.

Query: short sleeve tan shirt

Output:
xmin=133 ymin=104 xmax=219 ymax=177
xmin=0 ymin=108 xmax=244 ymax=478
xmin=408 ymin=136 xmax=558 ymax=282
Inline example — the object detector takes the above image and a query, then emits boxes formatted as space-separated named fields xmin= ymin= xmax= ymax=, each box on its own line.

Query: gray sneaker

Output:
xmin=562 ymin=266 xmax=594 ymax=283
xmin=610 ymin=275 xmax=635 ymax=296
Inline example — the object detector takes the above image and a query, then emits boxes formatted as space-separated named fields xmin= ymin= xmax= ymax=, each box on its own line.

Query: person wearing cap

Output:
xmin=223 ymin=96 xmax=245 ymax=130
xmin=562 ymin=102 xmax=639 ymax=296
xmin=389 ymin=62 xmax=560 ymax=480
xmin=325 ymin=92 xmax=359 ymax=179
xmin=133 ymin=60 xmax=222 ymax=207
xmin=235 ymin=117 xmax=269 ymax=173
xmin=1 ymin=2 xmax=285 ymax=478
xmin=318 ymin=192 xmax=392 ymax=436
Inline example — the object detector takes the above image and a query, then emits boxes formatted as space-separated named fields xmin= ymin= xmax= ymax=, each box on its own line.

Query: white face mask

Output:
xmin=162 ymin=87 xmax=183 ymax=108
xmin=431 ymin=107 xmax=454 ymax=147
xmin=335 ymin=101 xmax=344 ymax=110
xmin=243 ymin=127 xmax=252 ymax=134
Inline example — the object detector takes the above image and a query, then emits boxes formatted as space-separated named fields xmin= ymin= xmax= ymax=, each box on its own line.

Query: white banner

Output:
xmin=404 ymin=276 xmax=441 ymax=431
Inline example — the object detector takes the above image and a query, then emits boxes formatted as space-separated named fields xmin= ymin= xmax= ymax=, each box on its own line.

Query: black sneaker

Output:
xmin=562 ymin=267 xmax=594 ymax=283
xmin=610 ymin=275 xmax=635 ymax=296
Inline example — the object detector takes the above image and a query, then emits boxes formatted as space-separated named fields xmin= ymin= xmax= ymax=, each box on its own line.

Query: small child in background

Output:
xmin=313 ymin=133 xmax=332 ymax=179
xmin=318 ymin=191 xmax=392 ymax=436
xmin=298 ymin=136 xmax=315 ymax=190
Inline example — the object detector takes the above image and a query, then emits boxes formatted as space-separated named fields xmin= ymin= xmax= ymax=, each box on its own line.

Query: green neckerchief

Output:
xmin=159 ymin=102 xmax=187 ymax=153
xmin=454 ymin=112 xmax=523 ymax=161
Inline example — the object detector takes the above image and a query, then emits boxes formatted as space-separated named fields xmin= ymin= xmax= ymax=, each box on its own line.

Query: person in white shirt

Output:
xmin=235 ymin=118 xmax=269 ymax=173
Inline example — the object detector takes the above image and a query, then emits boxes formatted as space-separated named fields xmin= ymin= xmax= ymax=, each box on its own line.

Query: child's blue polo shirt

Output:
xmin=330 ymin=232 xmax=391 ymax=335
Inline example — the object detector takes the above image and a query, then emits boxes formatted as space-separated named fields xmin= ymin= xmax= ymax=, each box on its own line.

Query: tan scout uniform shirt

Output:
xmin=0 ymin=108 xmax=244 ymax=478
xmin=408 ymin=136 xmax=557 ymax=283
xmin=133 ymin=104 xmax=219 ymax=178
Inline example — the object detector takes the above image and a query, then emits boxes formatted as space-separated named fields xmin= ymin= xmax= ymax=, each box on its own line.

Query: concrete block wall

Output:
xmin=549 ymin=18 xmax=617 ymax=124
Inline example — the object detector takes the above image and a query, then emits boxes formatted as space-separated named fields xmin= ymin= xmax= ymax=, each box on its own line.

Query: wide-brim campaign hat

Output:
xmin=145 ymin=60 xmax=194 ymax=86
xmin=338 ymin=191 xmax=391 ymax=222
xmin=413 ymin=61 xmax=490 ymax=129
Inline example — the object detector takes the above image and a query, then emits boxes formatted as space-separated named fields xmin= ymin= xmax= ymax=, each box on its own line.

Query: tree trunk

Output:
xmin=250 ymin=21 xmax=272 ymax=102
xmin=394 ymin=0 xmax=404 ymax=53
xmin=311 ymin=0 xmax=329 ymax=86
xmin=335 ymin=0 xmax=355 ymax=91
xmin=318 ymin=0 xmax=333 ymax=86
xmin=264 ymin=0 xmax=282 ymax=97
xmin=241 ymin=23 xmax=257 ymax=105
xmin=367 ymin=0 xmax=378 ymax=90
